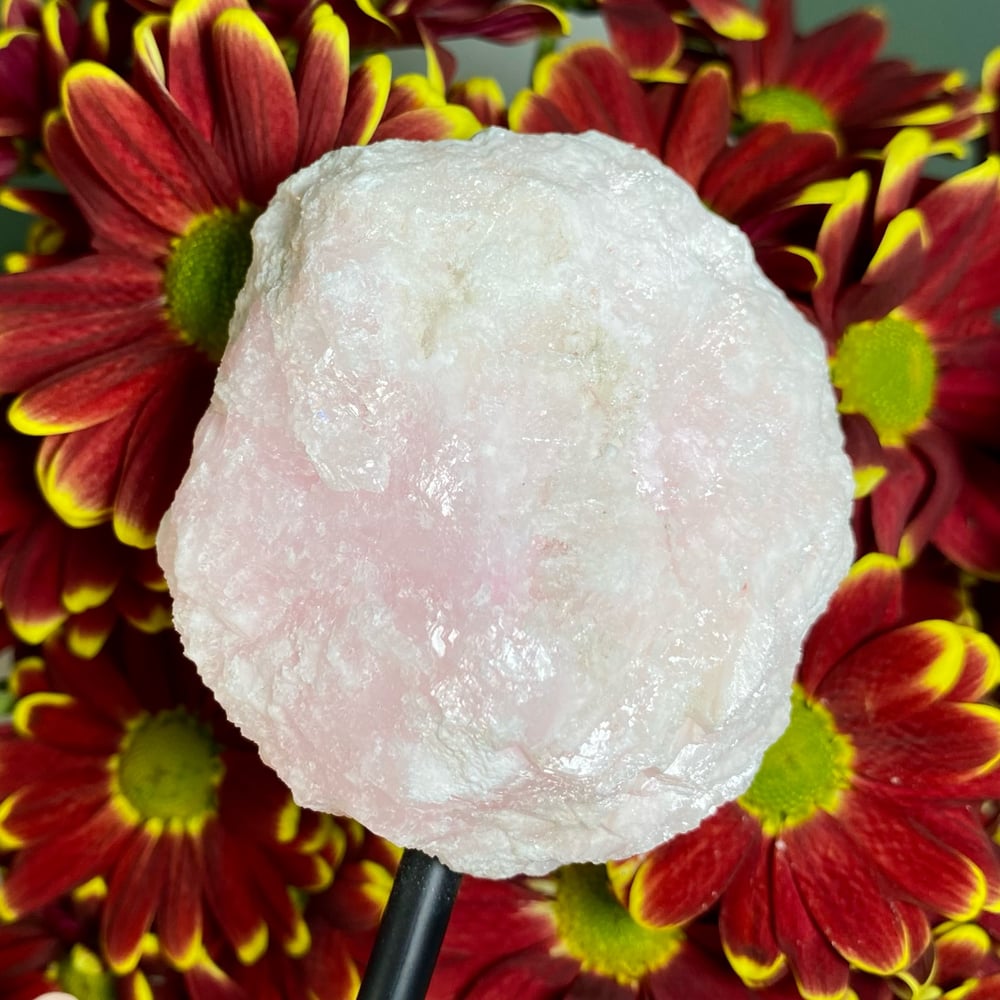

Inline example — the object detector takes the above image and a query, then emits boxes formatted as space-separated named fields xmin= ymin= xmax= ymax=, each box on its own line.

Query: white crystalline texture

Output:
xmin=159 ymin=129 xmax=855 ymax=878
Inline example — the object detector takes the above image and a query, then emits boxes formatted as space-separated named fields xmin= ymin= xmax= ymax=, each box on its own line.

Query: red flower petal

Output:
xmin=934 ymin=448 xmax=1000 ymax=576
xmin=294 ymin=6 xmax=350 ymax=167
xmin=0 ymin=767 xmax=108 ymax=848
xmin=892 ymin=900 xmax=931 ymax=973
xmin=448 ymin=76 xmax=507 ymax=127
xmin=799 ymin=553 xmax=902 ymax=694
xmin=832 ymin=209 xmax=926 ymax=329
xmin=218 ymin=751 xmax=298 ymax=843
xmin=116 ymin=584 xmax=173 ymax=636
xmin=65 ymin=604 xmax=119 ymax=659
xmin=202 ymin=821 xmax=269 ymax=963
xmin=701 ymin=124 xmax=837 ymax=224
xmin=0 ymin=28 xmax=42 ymax=129
xmin=166 ymin=0 xmax=247 ymax=144
xmin=304 ymin=923 xmax=363 ymax=1000
xmin=61 ymin=525 xmax=123 ymax=614
xmin=0 ymin=803 xmax=135 ymax=920
xmin=771 ymin=844 xmax=849 ymax=999
xmin=838 ymin=789 xmax=985 ymax=921
xmin=694 ymin=0 xmax=765 ymax=40
xmin=950 ymin=627 xmax=1000 ymax=703
xmin=816 ymin=620 xmax=965 ymax=725
xmin=113 ymin=360 xmax=214 ymax=548
xmin=0 ymin=728 xmax=77 ymax=795
xmin=36 ymin=415 xmax=133 ymax=529
xmin=512 ymin=44 xmax=659 ymax=154
xmin=872 ymin=129 xmax=932 ymax=230
xmin=9 ymin=343 xmax=188 ymax=434
xmin=337 ymin=55 xmax=392 ymax=147
xmin=61 ymin=61 xmax=214 ymax=232
xmin=908 ymin=803 xmax=1000 ymax=911
xmin=12 ymin=692 xmax=122 ymax=753
xmin=854 ymin=701 xmax=1000 ymax=790
xmin=373 ymin=102 xmax=480 ymax=141
xmin=626 ymin=802 xmax=756 ymax=927
xmin=811 ymin=171 xmax=869 ymax=335
xmin=434 ymin=957 xmax=575 ymax=999
xmin=726 ymin=0 xmax=792 ymax=91
xmin=44 ymin=114 xmax=175 ymax=258
xmin=0 ymin=254 xmax=166 ymax=390
xmin=718 ymin=829 xmax=786 ymax=987
xmin=783 ymin=9 xmax=886 ymax=111
xmin=934 ymin=345 xmax=1000 ymax=448
xmin=102 ymin=823 xmax=169 ymax=973
xmin=211 ymin=7 xmax=298 ymax=205
xmin=244 ymin=840 xmax=309 ymax=956
xmin=436 ymin=877 xmax=556 ymax=972
xmin=784 ymin=812 xmax=910 ymax=974
xmin=130 ymin=18 xmax=242 ymax=212
xmin=662 ymin=64 xmax=732 ymax=189
xmin=906 ymin=159 xmax=999 ymax=321
xmin=158 ymin=829 xmax=205 ymax=969
xmin=44 ymin=638 xmax=145 ymax=723
xmin=599 ymin=0 xmax=683 ymax=82
xmin=1 ymin=517 xmax=68 ymax=645
xmin=510 ymin=89 xmax=575 ymax=135
xmin=896 ymin=426 xmax=963 ymax=566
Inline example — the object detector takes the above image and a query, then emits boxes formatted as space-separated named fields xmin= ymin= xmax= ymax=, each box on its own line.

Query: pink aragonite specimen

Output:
xmin=159 ymin=129 xmax=854 ymax=878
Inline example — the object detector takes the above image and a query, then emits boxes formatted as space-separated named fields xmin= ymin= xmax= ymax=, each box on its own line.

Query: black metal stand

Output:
xmin=357 ymin=848 xmax=462 ymax=1000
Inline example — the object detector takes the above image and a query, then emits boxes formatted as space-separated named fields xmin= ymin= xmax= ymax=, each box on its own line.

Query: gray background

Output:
xmin=1 ymin=0 xmax=997 ymax=257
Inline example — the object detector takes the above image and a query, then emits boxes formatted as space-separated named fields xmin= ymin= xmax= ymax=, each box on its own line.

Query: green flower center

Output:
xmin=117 ymin=709 xmax=222 ymax=821
xmin=164 ymin=205 xmax=258 ymax=361
xmin=740 ymin=686 xmax=853 ymax=835
xmin=56 ymin=945 xmax=116 ymax=1000
xmin=831 ymin=315 xmax=937 ymax=444
xmin=740 ymin=85 xmax=835 ymax=133
xmin=552 ymin=864 xmax=683 ymax=985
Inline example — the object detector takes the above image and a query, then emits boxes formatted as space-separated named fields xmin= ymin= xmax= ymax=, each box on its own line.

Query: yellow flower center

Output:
xmin=117 ymin=709 xmax=222 ymax=821
xmin=552 ymin=864 xmax=683 ymax=985
xmin=740 ymin=85 xmax=835 ymax=133
xmin=831 ymin=315 xmax=937 ymax=444
xmin=164 ymin=205 xmax=259 ymax=361
xmin=739 ymin=686 xmax=853 ymax=835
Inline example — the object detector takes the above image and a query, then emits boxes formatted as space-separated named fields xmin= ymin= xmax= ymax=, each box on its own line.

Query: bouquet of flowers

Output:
xmin=1 ymin=0 xmax=999 ymax=997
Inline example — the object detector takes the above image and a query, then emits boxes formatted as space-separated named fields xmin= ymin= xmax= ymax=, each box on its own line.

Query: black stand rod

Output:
xmin=357 ymin=848 xmax=462 ymax=1000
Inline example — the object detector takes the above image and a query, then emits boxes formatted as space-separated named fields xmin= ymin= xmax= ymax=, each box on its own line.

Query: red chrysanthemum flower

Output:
xmin=0 ymin=900 xmax=208 ymax=1000
xmin=595 ymin=0 xmax=764 ymax=83
xmin=0 ymin=425 xmax=171 ymax=654
xmin=0 ymin=188 xmax=91 ymax=273
xmin=510 ymin=42 xmax=838 ymax=231
xmin=611 ymin=554 xmax=1000 ymax=1000
xmin=715 ymin=0 xmax=990 ymax=154
xmin=0 ymin=818 xmax=401 ymax=999
xmin=323 ymin=0 xmax=567 ymax=84
xmin=430 ymin=864 xmax=757 ymax=999
xmin=0 ymin=626 xmax=334 ymax=976
xmin=852 ymin=920 xmax=1000 ymax=1000
xmin=0 ymin=0 xmax=134 ymax=181
xmin=0 ymin=908 xmax=67 ymax=1000
xmin=0 ymin=0 xmax=480 ymax=551
xmin=213 ymin=820 xmax=401 ymax=999
xmin=796 ymin=132 xmax=1000 ymax=573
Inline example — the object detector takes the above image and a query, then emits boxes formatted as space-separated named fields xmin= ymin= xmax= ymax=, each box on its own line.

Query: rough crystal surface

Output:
xmin=159 ymin=129 xmax=855 ymax=878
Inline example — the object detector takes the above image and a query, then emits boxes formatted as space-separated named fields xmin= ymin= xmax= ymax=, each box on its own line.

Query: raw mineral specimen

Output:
xmin=159 ymin=129 xmax=854 ymax=879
